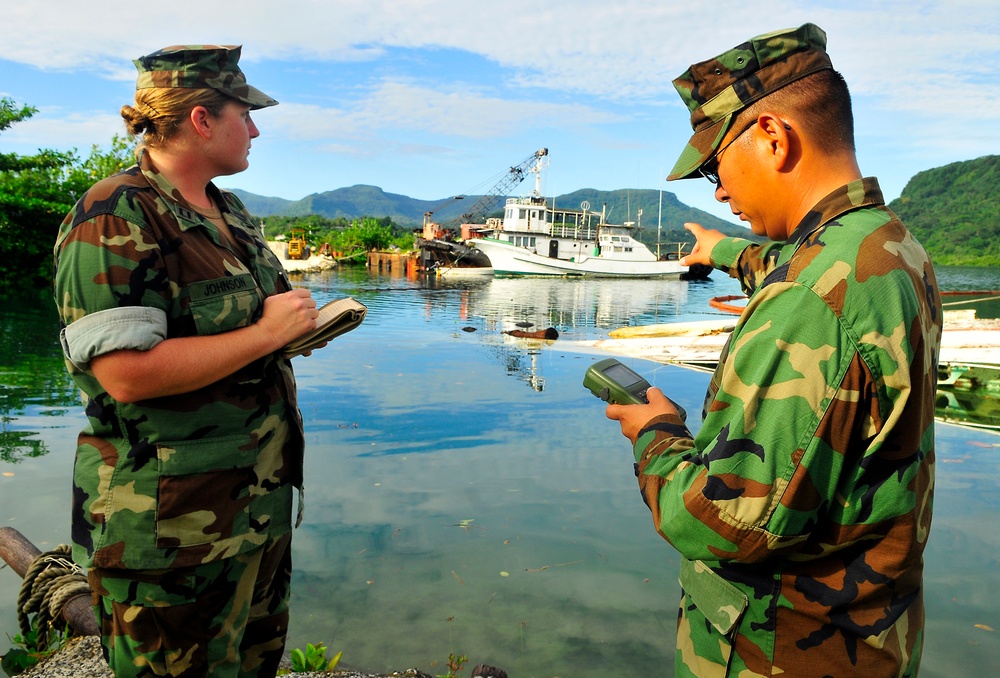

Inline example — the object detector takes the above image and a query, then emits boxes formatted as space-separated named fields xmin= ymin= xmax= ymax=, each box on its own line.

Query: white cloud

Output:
xmin=266 ymin=80 xmax=626 ymax=145
xmin=2 ymin=107 xmax=124 ymax=152
xmin=3 ymin=0 xmax=997 ymax=209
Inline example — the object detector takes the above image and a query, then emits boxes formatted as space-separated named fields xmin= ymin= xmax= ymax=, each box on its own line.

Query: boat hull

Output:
xmin=416 ymin=237 xmax=492 ymax=272
xmin=472 ymin=238 xmax=703 ymax=278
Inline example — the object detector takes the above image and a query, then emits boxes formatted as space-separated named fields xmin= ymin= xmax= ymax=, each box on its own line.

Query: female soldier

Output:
xmin=54 ymin=45 xmax=317 ymax=677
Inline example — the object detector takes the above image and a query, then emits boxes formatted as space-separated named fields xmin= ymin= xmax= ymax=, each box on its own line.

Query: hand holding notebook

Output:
xmin=283 ymin=297 xmax=367 ymax=358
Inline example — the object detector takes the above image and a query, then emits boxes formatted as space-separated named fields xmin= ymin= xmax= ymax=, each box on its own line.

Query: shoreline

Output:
xmin=267 ymin=241 xmax=338 ymax=274
xmin=21 ymin=635 xmax=439 ymax=678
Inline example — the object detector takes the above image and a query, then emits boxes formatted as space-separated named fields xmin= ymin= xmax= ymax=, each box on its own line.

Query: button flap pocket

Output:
xmin=679 ymin=558 xmax=749 ymax=636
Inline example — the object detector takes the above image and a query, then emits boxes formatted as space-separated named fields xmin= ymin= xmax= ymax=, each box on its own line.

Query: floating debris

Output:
xmin=503 ymin=327 xmax=559 ymax=340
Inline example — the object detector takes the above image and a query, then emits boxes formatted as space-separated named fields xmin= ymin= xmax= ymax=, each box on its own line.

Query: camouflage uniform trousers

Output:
xmin=88 ymin=532 xmax=292 ymax=677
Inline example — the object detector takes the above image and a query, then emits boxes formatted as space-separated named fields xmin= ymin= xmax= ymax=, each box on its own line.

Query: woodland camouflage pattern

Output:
xmin=633 ymin=178 xmax=940 ymax=676
xmin=89 ymin=533 xmax=292 ymax=677
xmin=668 ymin=23 xmax=833 ymax=180
xmin=53 ymin=147 xmax=303 ymax=572
xmin=133 ymin=44 xmax=278 ymax=110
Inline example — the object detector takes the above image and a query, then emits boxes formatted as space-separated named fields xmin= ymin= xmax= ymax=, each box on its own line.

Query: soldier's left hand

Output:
xmin=606 ymin=388 xmax=680 ymax=444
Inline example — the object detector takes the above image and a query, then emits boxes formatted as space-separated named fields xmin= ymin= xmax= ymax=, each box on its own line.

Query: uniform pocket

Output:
xmin=679 ymin=558 xmax=749 ymax=636
xmin=155 ymin=435 xmax=259 ymax=548
xmin=187 ymin=274 xmax=261 ymax=335
xmin=676 ymin=559 xmax=750 ymax=676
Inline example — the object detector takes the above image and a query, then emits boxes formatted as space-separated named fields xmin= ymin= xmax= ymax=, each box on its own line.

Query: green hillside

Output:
xmin=553 ymin=188 xmax=751 ymax=245
xmin=887 ymin=155 xmax=1000 ymax=266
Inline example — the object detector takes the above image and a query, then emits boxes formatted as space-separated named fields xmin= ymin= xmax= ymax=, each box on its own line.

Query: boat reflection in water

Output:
xmin=936 ymin=362 xmax=1000 ymax=433
xmin=442 ymin=275 xmax=695 ymax=391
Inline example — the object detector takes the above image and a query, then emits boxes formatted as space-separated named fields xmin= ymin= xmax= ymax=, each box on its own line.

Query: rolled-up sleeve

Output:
xmin=60 ymin=306 xmax=168 ymax=370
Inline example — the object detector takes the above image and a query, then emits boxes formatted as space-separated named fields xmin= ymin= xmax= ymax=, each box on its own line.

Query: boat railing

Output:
xmin=550 ymin=223 xmax=598 ymax=240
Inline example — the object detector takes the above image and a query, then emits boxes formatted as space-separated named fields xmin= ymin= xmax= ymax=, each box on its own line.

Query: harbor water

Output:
xmin=1 ymin=266 xmax=998 ymax=677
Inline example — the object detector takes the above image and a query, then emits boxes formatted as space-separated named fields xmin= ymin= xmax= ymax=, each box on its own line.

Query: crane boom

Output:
xmin=458 ymin=148 xmax=548 ymax=224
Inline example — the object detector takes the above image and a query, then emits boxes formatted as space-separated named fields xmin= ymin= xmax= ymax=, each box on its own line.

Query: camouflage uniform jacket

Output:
xmin=633 ymin=178 xmax=940 ymax=677
xmin=53 ymin=147 xmax=304 ymax=571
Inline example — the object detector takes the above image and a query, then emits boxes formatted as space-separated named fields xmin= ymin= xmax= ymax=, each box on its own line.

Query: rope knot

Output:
xmin=16 ymin=544 xmax=91 ymax=649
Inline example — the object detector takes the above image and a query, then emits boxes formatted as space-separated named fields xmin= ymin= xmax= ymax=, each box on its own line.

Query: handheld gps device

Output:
xmin=584 ymin=358 xmax=652 ymax=405
xmin=583 ymin=357 xmax=686 ymax=420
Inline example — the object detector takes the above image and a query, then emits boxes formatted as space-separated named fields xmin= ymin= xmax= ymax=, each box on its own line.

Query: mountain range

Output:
xmin=231 ymin=154 xmax=999 ymax=264
xmin=230 ymin=185 xmax=751 ymax=243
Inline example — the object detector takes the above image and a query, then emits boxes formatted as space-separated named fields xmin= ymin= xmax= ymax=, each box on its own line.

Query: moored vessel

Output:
xmin=470 ymin=153 xmax=710 ymax=279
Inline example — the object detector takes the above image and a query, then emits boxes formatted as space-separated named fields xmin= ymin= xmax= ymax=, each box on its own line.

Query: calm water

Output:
xmin=2 ymin=267 xmax=998 ymax=677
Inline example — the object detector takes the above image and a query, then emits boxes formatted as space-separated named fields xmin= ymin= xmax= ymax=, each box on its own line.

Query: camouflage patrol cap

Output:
xmin=133 ymin=45 xmax=278 ymax=110
xmin=667 ymin=23 xmax=832 ymax=181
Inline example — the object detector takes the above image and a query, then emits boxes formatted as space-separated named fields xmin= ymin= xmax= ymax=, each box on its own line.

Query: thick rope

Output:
xmin=16 ymin=544 xmax=91 ymax=649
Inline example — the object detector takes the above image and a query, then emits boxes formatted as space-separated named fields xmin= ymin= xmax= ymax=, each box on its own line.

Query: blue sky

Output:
xmin=2 ymin=0 xmax=998 ymax=227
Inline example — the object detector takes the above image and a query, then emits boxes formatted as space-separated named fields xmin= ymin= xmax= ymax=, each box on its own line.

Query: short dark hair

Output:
xmin=736 ymin=69 xmax=855 ymax=155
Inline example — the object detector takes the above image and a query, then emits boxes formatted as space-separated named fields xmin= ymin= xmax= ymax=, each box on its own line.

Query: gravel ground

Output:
xmin=18 ymin=635 xmax=433 ymax=677
xmin=19 ymin=635 xmax=514 ymax=678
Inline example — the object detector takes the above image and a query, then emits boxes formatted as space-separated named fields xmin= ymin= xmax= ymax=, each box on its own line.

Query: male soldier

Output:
xmin=54 ymin=46 xmax=318 ymax=676
xmin=605 ymin=24 xmax=940 ymax=677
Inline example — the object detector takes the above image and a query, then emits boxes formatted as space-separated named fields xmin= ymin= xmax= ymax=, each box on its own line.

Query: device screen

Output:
xmin=603 ymin=362 xmax=644 ymax=389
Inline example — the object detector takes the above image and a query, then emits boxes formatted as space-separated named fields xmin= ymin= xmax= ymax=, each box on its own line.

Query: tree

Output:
xmin=0 ymin=98 xmax=135 ymax=295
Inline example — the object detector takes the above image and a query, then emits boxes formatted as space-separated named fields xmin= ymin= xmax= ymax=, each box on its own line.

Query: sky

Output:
xmin=2 ymin=0 xmax=999 ymax=227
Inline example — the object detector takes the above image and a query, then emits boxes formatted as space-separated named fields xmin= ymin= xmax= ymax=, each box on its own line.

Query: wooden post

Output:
xmin=0 ymin=527 xmax=99 ymax=636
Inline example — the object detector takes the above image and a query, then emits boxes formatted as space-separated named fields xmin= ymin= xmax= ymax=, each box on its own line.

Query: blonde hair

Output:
xmin=120 ymin=88 xmax=232 ymax=148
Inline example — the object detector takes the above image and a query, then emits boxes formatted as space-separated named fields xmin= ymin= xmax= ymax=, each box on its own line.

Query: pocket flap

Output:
xmin=679 ymin=558 xmax=749 ymax=636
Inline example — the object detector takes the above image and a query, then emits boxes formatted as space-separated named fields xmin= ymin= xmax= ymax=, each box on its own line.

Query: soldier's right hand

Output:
xmin=680 ymin=222 xmax=724 ymax=268
xmin=258 ymin=289 xmax=319 ymax=348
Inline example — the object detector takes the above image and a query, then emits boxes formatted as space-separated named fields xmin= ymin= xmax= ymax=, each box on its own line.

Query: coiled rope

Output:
xmin=16 ymin=544 xmax=91 ymax=648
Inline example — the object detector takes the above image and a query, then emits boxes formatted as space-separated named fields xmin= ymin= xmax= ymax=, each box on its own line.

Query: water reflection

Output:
xmin=0 ymin=293 xmax=79 ymax=463
xmin=936 ymin=363 xmax=1000 ymax=431
xmin=1 ymin=268 xmax=999 ymax=677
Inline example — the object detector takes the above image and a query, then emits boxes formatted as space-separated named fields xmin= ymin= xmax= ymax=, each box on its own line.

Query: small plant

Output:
xmin=288 ymin=642 xmax=342 ymax=673
xmin=436 ymin=652 xmax=468 ymax=678
xmin=1 ymin=622 xmax=68 ymax=676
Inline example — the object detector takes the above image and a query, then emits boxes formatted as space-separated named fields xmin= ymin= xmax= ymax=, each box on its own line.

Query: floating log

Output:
xmin=0 ymin=527 xmax=99 ymax=636
xmin=503 ymin=327 xmax=559 ymax=340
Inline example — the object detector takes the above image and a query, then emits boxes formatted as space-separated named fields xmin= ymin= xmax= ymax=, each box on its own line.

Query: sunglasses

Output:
xmin=698 ymin=120 xmax=791 ymax=184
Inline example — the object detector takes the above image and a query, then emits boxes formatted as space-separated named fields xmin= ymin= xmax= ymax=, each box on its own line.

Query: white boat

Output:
xmin=469 ymin=155 xmax=711 ymax=279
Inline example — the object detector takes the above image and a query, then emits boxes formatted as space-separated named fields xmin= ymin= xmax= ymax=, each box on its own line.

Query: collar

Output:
xmin=788 ymin=177 xmax=885 ymax=244
xmin=136 ymin=146 xmax=229 ymax=230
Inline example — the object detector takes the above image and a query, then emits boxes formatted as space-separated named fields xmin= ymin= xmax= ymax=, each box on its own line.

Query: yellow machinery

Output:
xmin=286 ymin=228 xmax=308 ymax=260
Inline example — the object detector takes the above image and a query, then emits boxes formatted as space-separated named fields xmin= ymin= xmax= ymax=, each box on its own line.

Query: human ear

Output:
xmin=757 ymin=112 xmax=792 ymax=171
xmin=189 ymin=106 xmax=213 ymax=141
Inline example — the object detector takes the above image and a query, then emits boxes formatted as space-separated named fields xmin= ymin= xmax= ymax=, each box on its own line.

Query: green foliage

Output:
xmin=265 ymin=215 xmax=413 ymax=255
xmin=887 ymin=155 xmax=1000 ymax=267
xmin=1 ymin=621 xmax=68 ymax=675
xmin=435 ymin=652 xmax=468 ymax=678
xmin=287 ymin=642 xmax=342 ymax=673
xmin=0 ymin=97 xmax=136 ymax=296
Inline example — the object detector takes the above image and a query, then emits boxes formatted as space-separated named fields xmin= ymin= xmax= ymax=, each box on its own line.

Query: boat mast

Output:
xmin=657 ymin=181 xmax=663 ymax=259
